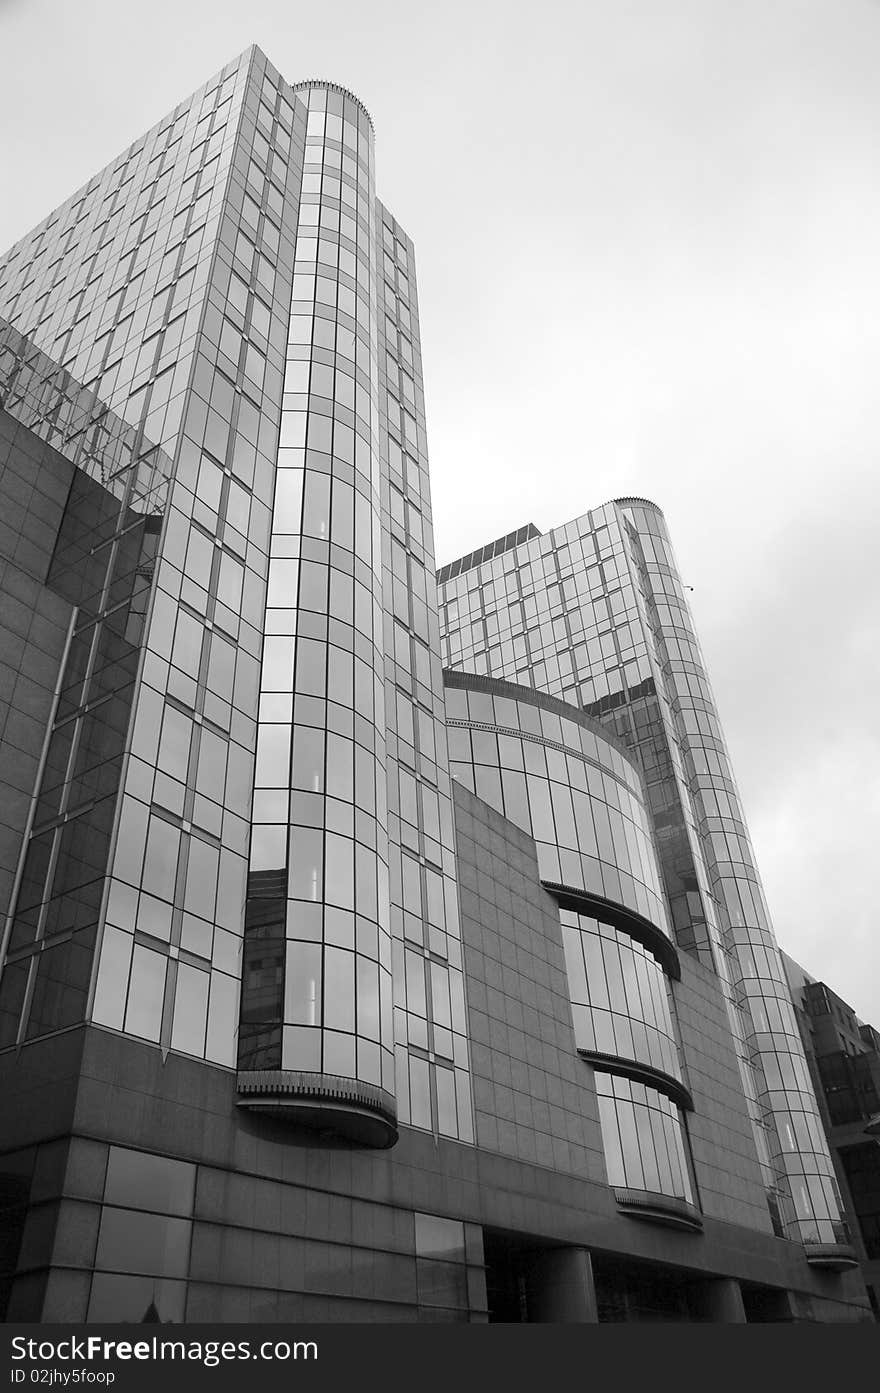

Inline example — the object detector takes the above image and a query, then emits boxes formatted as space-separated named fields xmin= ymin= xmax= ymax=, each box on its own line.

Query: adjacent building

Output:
xmin=0 ymin=46 xmax=872 ymax=1322
xmin=783 ymin=956 xmax=880 ymax=1317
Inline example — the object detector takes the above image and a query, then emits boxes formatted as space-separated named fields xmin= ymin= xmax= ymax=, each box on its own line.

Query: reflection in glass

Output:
xmin=123 ymin=946 xmax=166 ymax=1042
xmin=283 ymin=939 xmax=321 ymax=1028
xmin=595 ymin=1072 xmax=694 ymax=1204
xmin=444 ymin=683 xmax=669 ymax=933
xmin=87 ymin=1274 xmax=186 ymax=1323
xmin=95 ymin=1206 xmax=191 ymax=1277
xmin=104 ymin=1146 xmax=195 ymax=1216
xmin=171 ymin=963 xmax=210 ymax=1056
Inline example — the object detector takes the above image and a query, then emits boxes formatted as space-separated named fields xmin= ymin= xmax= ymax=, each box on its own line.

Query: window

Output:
xmin=596 ymin=1072 xmax=695 ymax=1204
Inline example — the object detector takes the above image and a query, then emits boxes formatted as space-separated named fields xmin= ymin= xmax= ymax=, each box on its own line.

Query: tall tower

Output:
xmin=0 ymin=47 xmax=472 ymax=1149
xmin=0 ymin=48 xmax=867 ymax=1324
xmin=438 ymin=499 xmax=849 ymax=1251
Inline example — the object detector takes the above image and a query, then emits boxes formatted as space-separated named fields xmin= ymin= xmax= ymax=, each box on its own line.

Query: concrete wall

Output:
xmin=453 ymin=783 xmax=606 ymax=1183
xmin=0 ymin=1025 xmax=872 ymax=1322
xmin=455 ymin=780 xmax=774 ymax=1236
xmin=0 ymin=785 xmax=872 ymax=1323
xmin=673 ymin=954 xmax=775 ymax=1234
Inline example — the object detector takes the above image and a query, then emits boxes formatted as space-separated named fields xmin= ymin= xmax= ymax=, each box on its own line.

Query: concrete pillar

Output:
xmin=700 ymin=1276 xmax=747 ymax=1323
xmin=771 ymin=1289 xmax=799 ymax=1321
xmin=527 ymin=1247 xmax=598 ymax=1323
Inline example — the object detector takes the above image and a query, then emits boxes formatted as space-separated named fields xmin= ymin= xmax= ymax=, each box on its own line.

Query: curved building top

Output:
xmin=612 ymin=496 xmax=664 ymax=514
xmin=436 ymin=501 xmax=674 ymax=592
xmin=291 ymin=79 xmax=375 ymax=133
xmin=443 ymin=671 xmax=671 ymax=938
xmin=443 ymin=670 xmax=637 ymax=770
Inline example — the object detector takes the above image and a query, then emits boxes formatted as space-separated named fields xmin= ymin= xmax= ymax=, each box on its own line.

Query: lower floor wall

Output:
xmin=2 ymin=1134 xmax=872 ymax=1325
xmin=0 ymin=1029 xmax=874 ymax=1325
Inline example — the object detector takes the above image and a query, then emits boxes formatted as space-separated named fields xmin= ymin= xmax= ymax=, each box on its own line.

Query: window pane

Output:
xmin=124 ymin=947 xmax=166 ymax=1042
xmin=95 ymin=1207 xmax=191 ymax=1277
xmin=285 ymin=941 xmax=322 ymax=1026
xmin=87 ymin=1274 xmax=185 ymax=1323
xmin=104 ymin=1147 xmax=195 ymax=1216
xmin=171 ymin=963 xmax=209 ymax=1056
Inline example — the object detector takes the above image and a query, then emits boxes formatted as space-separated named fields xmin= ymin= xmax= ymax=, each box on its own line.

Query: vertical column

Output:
xmin=698 ymin=1277 xmax=747 ymax=1323
xmin=238 ymin=80 xmax=396 ymax=1143
xmin=526 ymin=1248 xmax=599 ymax=1324
xmin=617 ymin=498 xmax=849 ymax=1250
xmin=376 ymin=209 xmax=474 ymax=1144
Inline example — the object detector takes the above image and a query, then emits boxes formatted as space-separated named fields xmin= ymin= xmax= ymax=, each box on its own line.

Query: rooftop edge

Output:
xmin=291 ymin=79 xmax=375 ymax=134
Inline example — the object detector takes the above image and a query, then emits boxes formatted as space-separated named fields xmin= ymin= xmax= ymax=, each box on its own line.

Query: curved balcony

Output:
xmin=594 ymin=1070 xmax=699 ymax=1220
xmin=803 ymin=1243 xmax=859 ymax=1272
xmin=556 ymin=893 xmax=686 ymax=1099
xmin=613 ymin=1188 xmax=703 ymax=1233
xmin=546 ymin=883 xmax=680 ymax=981
xmin=579 ymin=1051 xmax=693 ymax=1113
xmin=236 ymin=1069 xmax=398 ymax=1148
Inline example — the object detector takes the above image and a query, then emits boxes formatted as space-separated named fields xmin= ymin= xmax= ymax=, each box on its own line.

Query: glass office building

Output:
xmin=0 ymin=47 xmax=872 ymax=1322
xmin=438 ymin=501 xmax=848 ymax=1250
xmin=0 ymin=46 xmax=470 ymax=1150
xmin=783 ymin=954 xmax=880 ymax=1319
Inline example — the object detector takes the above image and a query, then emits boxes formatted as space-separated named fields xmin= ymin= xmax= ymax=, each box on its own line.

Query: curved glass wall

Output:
xmin=239 ymin=82 xmax=395 ymax=1128
xmin=595 ymin=1071 xmax=694 ymax=1204
xmin=617 ymin=498 xmax=848 ymax=1247
xmin=443 ymin=675 xmax=669 ymax=934
xmin=444 ymin=672 xmax=689 ymax=1198
xmin=438 ymin=499 xmax=848 ymax=1247
xmin=376 ymin=213 xmax=475 ymax=1145
xmin=2 ymin=55 xmax=286 ymax=1074
xmin=559 ymin=908 xmax=681 ymax=1085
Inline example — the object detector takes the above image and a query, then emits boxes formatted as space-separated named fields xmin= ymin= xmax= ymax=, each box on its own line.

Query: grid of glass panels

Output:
xmin=87 ymin=1144 xmax=195 ymax=1322
xmin=595 ymin=1071 xmax=695 ymax=1204
xmin=443 ymin=680 xmax=669 ymax=933
xmin=435 ymin=510 xmax=773 ymax=1223
xmin=0 ymin=56 xmax=250 ymax=457
xmin=559 ymin=909 xmax=681 ymax=1083
xmin=438 ymin=496 xmax=848 ymax=1245
xmin=438 ymin=505 xmax=715 ymax=963
xmin=0 ymin=324 xmax=170 ymax=1049
xmin=619 ymin=499 xmax=848 ymax=1245
xmin=239 ymin=78 xmax=393 ymax=1093
xmin=87 ymin=52 xmax=305 ymax=1070
xmin=414 ymin=1213 xmax=485 ymax=1320
xmin=377 ymin=207 xmax=474 ymax=1143
xmin=0 ymin=53 xmax=476 ymax=1136
xmin=439 ymin=506 xmax=651 ymax=710
xmin=0 ymin=51 xmax=313 ymax=1068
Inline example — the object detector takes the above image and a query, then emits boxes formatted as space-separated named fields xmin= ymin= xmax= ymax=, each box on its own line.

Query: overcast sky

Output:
xmin=1 ymin=0 xmax=878 ymax=1022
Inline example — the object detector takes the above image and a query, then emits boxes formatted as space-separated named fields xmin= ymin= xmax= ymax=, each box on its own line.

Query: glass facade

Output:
xmin=442 ymin=668 xmax=689 ymax=1205
xmin=443 ymin=674 xmax=668 ymax=931
xmin=0 ymin=45 xmax=865 ymax=1324
xmin=616 ymin=499 xmax=845 ymax=1243
xmin=240 ymin=81 xmax=393 ymax=1099
xmin=84 ymin=52 xmax=298 ymax=1070
xmin=0 ymin=50 xmax=472 ymax=1146
xmin=438 ymin=500 xmax=849 ymax=1246
xmin=559 ymin=908 xmax=681 ymax=1085
xmin=439 ymin=506 xmax=714 ymax=961
xmin=595 ymin=1072 xmax=694 ymax=1204
xmin=375 ymin=208 xmax=473 ymax=1145
xmin=0 ymin=320 xmax=171 ymax=1048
